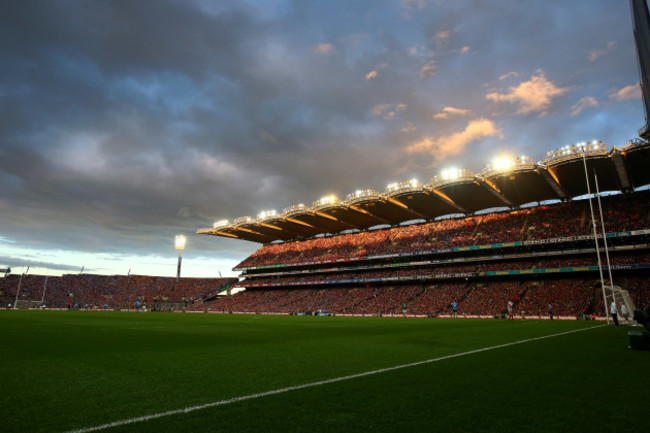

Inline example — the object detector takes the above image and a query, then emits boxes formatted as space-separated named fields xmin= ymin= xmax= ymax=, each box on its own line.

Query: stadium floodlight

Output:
xmin=213 ymin=219 xmax=229 ymax=229
xmin=315 ymin=195 xmax=338 ymax=206
xmin=441 ymin=167 xmax=460 ymax=180
xmin=175 ymin=235 xmax=186 ymax=280
xmin=257 ymin=210 xmax=277 ymax=220
xmin=386 ymin=182 xmax=399 ymax=192
xmin=492 ymin=157 xmax=513 ymax=171
xmin=543 ymin=140 xmax=607 ymax=165
xmin=385 ymin=180 xmax=420 ymax=194
xmin=346 ymin=189 xmax=378 ymax=201
xmin=282 ymin=204 xmax=306 ymax=215
xmin=234 ymin=216 xmax=254 ymax=225
xmin=481 ymin=155 xmax=533 ymax=176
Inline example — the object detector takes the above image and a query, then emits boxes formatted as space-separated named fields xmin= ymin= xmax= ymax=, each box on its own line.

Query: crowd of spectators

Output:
xmin=240 ymin=251 xmax=649 ymax=288
xmin=0 ymin=274 xmax=235 ymax=309
xmin=193 ymin=273 xmax=650 ymax=317
xmin=237 ymin=192 xmax=650 ymax=269
xmin=517 ymin=279 xmax=594 ymax=316
xmin=458 ymin=281 xmax=525 ymax=315
xmin=404 ymin=283 xmax=471 ymax=315
xmin=5 ymin=272 xmax=648 ymax=318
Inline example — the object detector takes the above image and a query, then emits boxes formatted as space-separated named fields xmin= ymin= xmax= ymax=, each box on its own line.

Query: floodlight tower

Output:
xmin=175 ymin=235 xmax=186 ymax=280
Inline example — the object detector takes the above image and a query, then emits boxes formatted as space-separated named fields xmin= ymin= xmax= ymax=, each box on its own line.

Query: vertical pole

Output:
xmin=13 ymin=266 xmax=29 ymax=309
xmin=41 ymin=274 xmax=48 ymax=305
xmin=594 ymin=172 xmax=615 ymax=291
xmin=582 ymin=150 xmax=609 ymax=324
xmin=176 ymin=250 xmax=182 ymax=280
xmin=13 ymin=272 xmax=24 ymax=309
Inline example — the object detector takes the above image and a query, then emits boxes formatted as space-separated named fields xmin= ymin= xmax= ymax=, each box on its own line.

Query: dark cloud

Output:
xmin=0 ymin=0 xmax=644 ymax=272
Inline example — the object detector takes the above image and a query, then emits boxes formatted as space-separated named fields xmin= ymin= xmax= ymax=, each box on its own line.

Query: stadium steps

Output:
xmin=514 ymin=281 xmax=531 ymax=310
xmin=470 ymin=217 xmax=483 ymax=245
xmin=437 ymin=282 xmax=474 ymax=315
xmin=520 ymin=213 xmax=529 ymax=235
xmin=395 ymin=286 xmax=428 ymax=314
xmin=586 ymin=282 xmax=601 ymax=315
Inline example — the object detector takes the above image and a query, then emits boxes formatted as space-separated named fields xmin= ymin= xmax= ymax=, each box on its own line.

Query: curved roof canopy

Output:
xmin=197 ymin=139 xmax=650 ymax=244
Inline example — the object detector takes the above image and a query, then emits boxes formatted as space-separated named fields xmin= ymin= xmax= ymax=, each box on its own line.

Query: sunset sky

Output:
xmin=0 ymin=0 xmax=644 ymax=278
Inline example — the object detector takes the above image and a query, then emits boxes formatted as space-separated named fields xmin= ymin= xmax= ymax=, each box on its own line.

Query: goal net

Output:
xmin=14 ymin=300 xmax=43 ymax=309
xmin=604 ymin=285 xmax=635 ymax=322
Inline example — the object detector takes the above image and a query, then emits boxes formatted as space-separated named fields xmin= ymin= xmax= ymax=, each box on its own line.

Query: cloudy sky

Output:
xmin=0 ymin=0 xmax=644 ymax=278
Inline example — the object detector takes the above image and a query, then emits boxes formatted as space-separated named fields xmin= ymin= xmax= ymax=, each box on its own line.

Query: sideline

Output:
xmin=66 ymin=324 xmax=606 ymax=433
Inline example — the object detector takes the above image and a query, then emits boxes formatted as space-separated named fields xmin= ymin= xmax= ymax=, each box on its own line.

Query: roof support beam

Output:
xmin=426 ymin=189 xmax=466 ymax=213
xmin=386 ymin=197 xmax=428 ymax=219
xmin=314 ymin=211 xmax=359 ymax=229
xmin=611 ymin=152 xmax=631 ymax=191
xmin=481 ymin=179 xmax=514 ymax=207
xmin=285 ymin=217 xmax=316 ymax=228
xmin=537 ymin=168 xmax=568 ymax=199
xmin=259 ymin=222 xmax=302 ymax=238
xmin=347 ymin=204 xmax=391 ymax=225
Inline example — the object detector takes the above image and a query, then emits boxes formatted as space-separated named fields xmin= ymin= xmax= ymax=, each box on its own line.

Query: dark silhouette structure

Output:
xmin=631 ymin=0 xmax=650 ymax=138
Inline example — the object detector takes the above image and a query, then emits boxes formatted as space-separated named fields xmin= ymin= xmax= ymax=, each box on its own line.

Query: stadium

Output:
xmin=3 ymin=140 xmax=650 ymax=316
xmin=196 ymin=139 xmax=650 ymax=319
xmin=3 ymin=2 xmax=650 ymax=433
xmin=2 ymin=136 xmax=650 ymax=433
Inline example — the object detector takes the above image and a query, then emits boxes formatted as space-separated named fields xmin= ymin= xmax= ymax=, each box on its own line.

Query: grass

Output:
xmin=0 ymin=311 xmax=647 ymax=432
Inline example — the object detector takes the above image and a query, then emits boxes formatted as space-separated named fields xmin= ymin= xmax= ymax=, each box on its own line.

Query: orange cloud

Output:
xmin=499 ymin=71 xmax=519 ymax=81
xmin=435 ymin=30 xmax=450 ymax=44
xmin=486 ymin=70 xmax=568 ymax=115
xmin=609 ymin=84 xmax=641 ymax=101
xmin=433 ymin=106 xmax=471 ymax=119
xmin=401 ymin=121 xmax=416 ymax=132
xmin=589 ymin=41 xmax=616 ymax=62
xmin=371 ymin=103 xmax=406 ymax=120
xmin=371 ymin=104 xmax=391 ymax=116
xmin=407 ymin=118 xmax=502 ymax=160
xmin=570 ymin=96 xmax=598 ymax=116
xmin=420 ymin=59 xmax=437 ymax=77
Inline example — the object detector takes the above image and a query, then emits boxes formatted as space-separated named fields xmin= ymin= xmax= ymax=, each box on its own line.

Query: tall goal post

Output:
xmin=594 ymin=172 xmax=619 ymax=322
xmin=594 ymin=173 xmax=615 ymax=291
xmin=12 ymin=266 xmax=29 ymax=310
xmin=581 ymin=150 xmax=609 ymax=324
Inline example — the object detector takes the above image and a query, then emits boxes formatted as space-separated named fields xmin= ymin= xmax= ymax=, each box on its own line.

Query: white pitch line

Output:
xmin=66 ymin=325 xmax=605 ymax=433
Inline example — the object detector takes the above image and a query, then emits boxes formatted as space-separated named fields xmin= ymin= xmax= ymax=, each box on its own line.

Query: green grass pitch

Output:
xmin=0 ymin=311 xmax=647 ymax=432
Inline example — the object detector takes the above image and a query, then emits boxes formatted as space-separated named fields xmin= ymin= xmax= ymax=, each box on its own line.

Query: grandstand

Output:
xmin=195 ymin=140 xmax=650 ymax=318
xmin=0 ymin=274 xmax=236 ymax=310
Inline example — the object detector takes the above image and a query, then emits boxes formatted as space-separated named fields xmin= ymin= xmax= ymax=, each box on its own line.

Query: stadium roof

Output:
xmin=197 ymin=139 xmax=650 ymax=244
